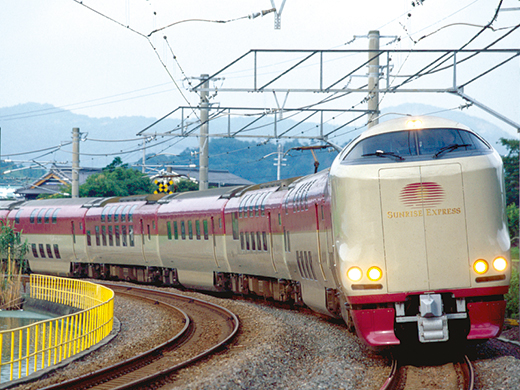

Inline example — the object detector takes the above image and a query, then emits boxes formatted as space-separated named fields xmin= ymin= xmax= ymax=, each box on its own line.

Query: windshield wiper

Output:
xmin=362 ymin=150 xmax=405 ymax=161
xmin=433 ymin=143 xmax=471 ymax=158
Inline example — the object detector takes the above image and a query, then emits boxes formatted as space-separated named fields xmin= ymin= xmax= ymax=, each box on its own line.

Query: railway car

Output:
xmin=1 ymin=115 xmax=511 ymax=347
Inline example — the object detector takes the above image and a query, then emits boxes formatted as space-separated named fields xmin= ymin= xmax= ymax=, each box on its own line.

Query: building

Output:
xmin=15 ymin=165 xmax=254 ymax=200
xmin=15 ymin=165 xmax=103 ymax=200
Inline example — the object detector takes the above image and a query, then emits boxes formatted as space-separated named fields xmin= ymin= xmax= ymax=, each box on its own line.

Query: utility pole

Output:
xmin=274 ymin=143 xmax=286 ymax=180
xmin=142 ymin=136 xmax=147 ymax=173
xmin=72 ymin=127 xmax=80 ymax=198
xmin=199 ymin=74 xmax=209 ymax=191
xmin=367 ymin=30 xmax=380 ymax=128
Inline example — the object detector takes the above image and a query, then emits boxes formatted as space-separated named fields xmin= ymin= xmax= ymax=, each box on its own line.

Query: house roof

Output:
xmin=15 ymin=165 xmax=254 ymax=199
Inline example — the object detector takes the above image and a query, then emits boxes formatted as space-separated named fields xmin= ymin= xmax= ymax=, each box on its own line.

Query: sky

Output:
xmin=0 ymin=0 xmax=519 ymax=146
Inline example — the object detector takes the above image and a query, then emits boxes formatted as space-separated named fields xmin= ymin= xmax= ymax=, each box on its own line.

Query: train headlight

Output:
xmin=367 ymin=266 xmax=383 ymax=282
xmin=347 ymin=267 xmax=363 ymax=282
xmin=493 ymin=257 xmax=507 ymax=272
xmin=406 ymin=119 xmax=423 ymax=129
xmin=473 ymin=259 xmax=489 ymax=274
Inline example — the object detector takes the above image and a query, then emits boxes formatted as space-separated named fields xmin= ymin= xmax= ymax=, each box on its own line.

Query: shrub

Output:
xmin=505 ymin=265 xmax=519 ymax=319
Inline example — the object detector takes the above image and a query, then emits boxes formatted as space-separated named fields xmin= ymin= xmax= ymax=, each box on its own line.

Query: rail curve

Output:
xmin=39 ymin=284 xmax=240 ymax=390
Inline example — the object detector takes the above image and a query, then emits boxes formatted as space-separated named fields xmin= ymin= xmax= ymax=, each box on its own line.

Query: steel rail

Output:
xmin=380 ymin=354 xmax=474 ymax=390
xmin=38 ymin=284 xmax=240 ymax=390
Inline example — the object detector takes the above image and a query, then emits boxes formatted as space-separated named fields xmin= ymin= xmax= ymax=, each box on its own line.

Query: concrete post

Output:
xmin=72 ymin=127 xmax=80 ymax=198
xmin=199 ymin=74 xmax=209 ymax=190
xmin=367 ymin=30 xmax=380 ymax=128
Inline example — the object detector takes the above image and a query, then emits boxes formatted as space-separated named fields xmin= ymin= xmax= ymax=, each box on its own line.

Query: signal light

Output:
xmin=493 ymin=257 xmax=507 ymax=272
xmin=347 ymin=267 xmax=362 ymax=282
xmin=473 ymin=259 xmax=489 ymax=274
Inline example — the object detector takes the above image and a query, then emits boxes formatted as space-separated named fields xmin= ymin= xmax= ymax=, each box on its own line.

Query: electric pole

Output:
xmin=199 ymin=74 xmax=209 ymax=190
xmin=367 ymin=30 xmax=380 ymax=128
xmin=72 ymin=127 xmax=80 ymax=198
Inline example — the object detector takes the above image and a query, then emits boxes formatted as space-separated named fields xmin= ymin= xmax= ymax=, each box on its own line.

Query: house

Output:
xmin=15 ymin=165 xmax=254 ymax=200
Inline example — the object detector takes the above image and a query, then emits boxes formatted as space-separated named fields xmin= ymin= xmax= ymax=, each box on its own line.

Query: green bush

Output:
xmin=505 ymin=265 xmax=519 ymax=319
xmin=507 ymin=203 xmax=519 ymax=246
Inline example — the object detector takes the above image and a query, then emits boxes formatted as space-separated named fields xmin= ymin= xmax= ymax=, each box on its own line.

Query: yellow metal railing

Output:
xmin=0 ymin=275 xmax=114 ymax=383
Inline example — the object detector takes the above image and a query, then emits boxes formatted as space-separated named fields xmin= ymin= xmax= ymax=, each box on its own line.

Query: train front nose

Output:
xmin=379 ymin=163 xmax=471 ymax=293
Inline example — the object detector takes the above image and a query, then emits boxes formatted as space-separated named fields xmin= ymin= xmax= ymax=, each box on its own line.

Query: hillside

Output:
xmin=0 ymin=102 xmax=516 ymax=185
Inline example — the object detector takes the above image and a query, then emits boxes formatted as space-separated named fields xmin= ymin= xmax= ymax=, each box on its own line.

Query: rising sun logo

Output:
xmin=399 ymin=182 xmax=444 ymax=209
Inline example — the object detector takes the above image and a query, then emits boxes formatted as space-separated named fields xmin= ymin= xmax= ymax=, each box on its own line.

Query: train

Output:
xmin=0 ymin=115 xmax=511 ymax=347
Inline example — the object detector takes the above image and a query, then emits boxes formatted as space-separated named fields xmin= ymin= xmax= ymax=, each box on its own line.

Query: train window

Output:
xmin=52 ymin=208 xmax=60 ymax=224
xmin=79 ymin=222 xmax=83 ymax=231
xmin=53 ymin=244 xmax=61 ymax=259
xmin=39 ymin=244 xmax=45 ymax=258
xmin=262 ymin=232 xmax=268 ymax=251
xmin=86 ymin=230 xmax=92 ymax=246
xmin=101 ymin=207 xmax=107 ymax=222
xmin=245 ymin=232 xmax=250 ymax=251
xmin=238 ymin=195 xmax=249 ymax=218
xmin=128 ymin=205 xmax=137 ymax=222
xmin=232 ymin=212 xmax=239 ymax=240
xmin=203 ymin=220 xmax=209 ymax=240
xmin=72 ymin=221 xmax=76 ymax=244
xmin=122 ymin=225 xmax=127 ymax=246
xmin=107 ymin=206 xmax=114 ymax=223
xmin=321 ymin=205 xmax=325 ymax=220
xmin=344 ymin=128 xmax=491 ymax=164
xmin=152 ymin=220 xmax=155 ymax=230
xmin=250 ymin=232 xmax=256 ymax=251
xmin=167 ymin=221 xmax=172 ymax=240
xmin=46 ymin=244 xmax=53 ymax=258
xmin=15 ymin=209 xmax=22 ymax=224
xmin=31 ymin=244 xmax=38 ymax=258
xmin=102 ymin=226 xmax=107 ymax=246
xmin=181 ymin=221 xmax=186 ymax=240
xmin=147 ymin=225 xmax=151 ymax=241
xmin=250 ymin=194 xmax=260 ymax=217
xmin=121 ymin=205 xmax=130 ymax=222
xmin=129 ymin=225 xmax=135 ymax=246
xmin=256 ymin=232 xmax=261 ymax=251
xmin=195 ymin=220 xmax=201 ymax=240
xmin=188 ymin=220 xmax=193 ymax=240
xmin=284 ymin=228 xmax=291 ymax=253
xmin=115 ymin=226 xmax=120 ymax=246
xmin=254 ymin=194 xmax=262 ymax=217
xmin=114 ymin=206 xmax=123 ymax=223
xmin=278 ymin=213 xmax=281 ymax=226
xmin=219 ymin=218 xmax=222 ymax=229
xmin=173 ymin=221 xmax=178 ymax=240
xmin=108 ymin=226 xmax=113 ymax=246
xmin=30 ymin=209 xmax=38 ymax=224
xmin=95 ymin=226 xmax=100 ymax=246
xmin=37 ymin=209 xmax=45 ymax=224
xmin=260 ymin=192 xmax=269 ymax=216
xmin=240 ymin=232 xmax=244 ymax=250
xmin=44 ymin=209 xmax=53 ymax=224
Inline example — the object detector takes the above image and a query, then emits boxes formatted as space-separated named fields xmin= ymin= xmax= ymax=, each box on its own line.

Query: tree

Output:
xmin=80 ymin=158 xmax=154 ymax=197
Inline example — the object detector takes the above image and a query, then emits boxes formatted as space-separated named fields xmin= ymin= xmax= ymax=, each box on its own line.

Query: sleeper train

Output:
xmin=0 ymin=116 xmax=511 ymax=346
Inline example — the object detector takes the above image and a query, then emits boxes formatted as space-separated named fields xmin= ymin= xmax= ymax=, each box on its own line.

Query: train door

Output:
xmin=315 ymin=203 xmax=328 ymax=281
xmin=140 ymin=218 xmax=148 ymax=263
xmin=71 ymin=221 xmax=78 ymax=260
xmin=210 ymin=217 xmax=220 ymax=267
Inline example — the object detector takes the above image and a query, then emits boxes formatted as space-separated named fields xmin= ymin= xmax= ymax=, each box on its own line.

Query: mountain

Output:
xmin=0 ymin=102 xmax=516 ymax=185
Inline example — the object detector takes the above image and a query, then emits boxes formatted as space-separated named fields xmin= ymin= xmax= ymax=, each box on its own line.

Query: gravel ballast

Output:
xmin=11 ymin=285 xmax=520 ymax=390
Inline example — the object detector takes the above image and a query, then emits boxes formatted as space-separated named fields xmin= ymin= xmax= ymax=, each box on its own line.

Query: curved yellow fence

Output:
xmin=0 ymin=275 xmax=114 ymax=383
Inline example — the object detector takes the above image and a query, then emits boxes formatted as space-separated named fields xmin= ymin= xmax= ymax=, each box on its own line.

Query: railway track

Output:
xmin=40 ymin=284 xmax=240 ymax=390
xmin=380 ymin=354 xmax=474 ymax=390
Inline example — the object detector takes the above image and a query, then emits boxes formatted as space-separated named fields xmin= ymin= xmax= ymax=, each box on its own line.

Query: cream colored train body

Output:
xmin=2 ymin=115 xmax=510 ymax=346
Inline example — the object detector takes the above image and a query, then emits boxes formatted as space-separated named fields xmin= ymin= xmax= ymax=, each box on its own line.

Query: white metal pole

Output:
xmin=199 ymin=74 xmax=209 ymax=190
xmin=367 ymin=30 xmax=380 ymax=128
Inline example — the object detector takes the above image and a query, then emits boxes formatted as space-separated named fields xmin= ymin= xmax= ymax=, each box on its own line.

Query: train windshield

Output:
xmin=343 ymin=128 xmax=490 ymax=164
